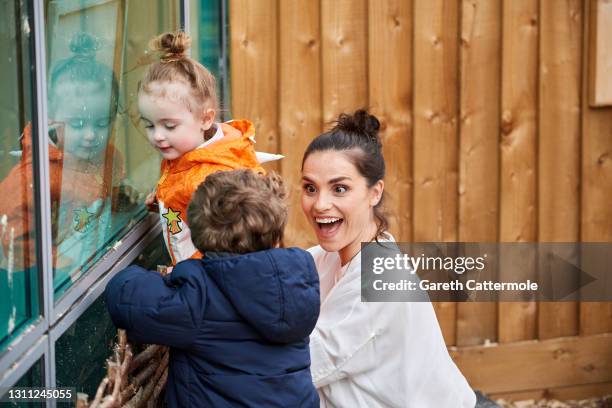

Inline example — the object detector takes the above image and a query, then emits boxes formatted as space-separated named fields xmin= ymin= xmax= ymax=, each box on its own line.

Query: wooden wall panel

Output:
xmin=588 ymin=0 xmax=612 ymax=106
xmin=413 ymin=0 xmax=459 ymax=345
xmin=451 ymin=334 xmax=612 ymax=394
xmin=229 ymin=0 xmax=279 ymax=171
xmin=580 ymin=0 xmax=612 ymax=336
xmin=279 ymin=0 xmax=321 ymax=248
xmin=456 ymin=0 xmax=501 ymax=346
xmin=368 ymin=0 xmax=412 ymax=242
xmin=490 ymin=381 xmax=612 ymax=403
xmin=321 ymin=0 xmax=368 ymax=124
xmin=229 ymin=0 xmax=612 ymax=359
xmin=537 ymin=0 xmax=582 ymax=340
xmin=498 ymin=0 xmax=539 ymax=343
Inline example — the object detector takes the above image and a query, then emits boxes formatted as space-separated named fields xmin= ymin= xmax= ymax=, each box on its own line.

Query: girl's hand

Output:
xmin=145 ymin=189 xmax=158 ymax=212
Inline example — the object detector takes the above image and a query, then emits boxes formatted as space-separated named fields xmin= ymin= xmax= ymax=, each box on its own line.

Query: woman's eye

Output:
xmin=164 ymin=123 xmax=177 ymax=130
xmin=334 ymin=185 xmax=348 ymax=194
xmin=303 ymin=184 xmax=317 ymax=194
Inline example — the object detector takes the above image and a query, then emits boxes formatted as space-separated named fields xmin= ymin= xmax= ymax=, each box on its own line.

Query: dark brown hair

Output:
xmin=139 ymin=31 xmax=217 ymax=113
xmin=187 ymin=170 xmax=287 ymax=254
xmin=302 ymin=109 xmax=388 ymax=239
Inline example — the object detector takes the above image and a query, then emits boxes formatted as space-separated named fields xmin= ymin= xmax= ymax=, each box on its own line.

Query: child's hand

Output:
xmin=157 ymin=265 xmax=173 ymax=276
xmin=145 ymin=189 xmax=158 ymax=212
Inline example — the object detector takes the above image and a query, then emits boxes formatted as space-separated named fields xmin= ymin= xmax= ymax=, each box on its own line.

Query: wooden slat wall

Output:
xmin=580 ymin=0 xmax=612 ymax=336
xmin=230 ymin=0 xmax=612 ymax=353
xmin=278 ymin=0 xmax=321 ymax=249
xmin=498 ymin=0 xmax=539 ymax=344
xmin=456 ymin=0 xmax=501 ymax=346
xmin=538 ymin=0 xmax=582 ymax=340
xmin=368 ymin=0 xmax=412 ymax=244
xmin=413 ymin=0 xmax=459 ymax=346
xmin=321 ymin=0 xmax=368 ymax=124
xmin=230 ymin=0 xmax=279 ymax=172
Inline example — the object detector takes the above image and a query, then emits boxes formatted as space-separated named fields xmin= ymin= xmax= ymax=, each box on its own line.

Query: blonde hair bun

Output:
xmin=150 ymin=31 xmax=191 ymax=62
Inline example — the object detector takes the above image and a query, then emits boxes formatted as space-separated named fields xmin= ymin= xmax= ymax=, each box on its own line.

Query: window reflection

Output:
xmin=0 ymin=0 xmax=38 ymax=348
xmin=42 ymin=0 xmax=181 ymax=298
xmin=1 ymin=0 xmax=181 ymax=307
xmin=46 ymin=31 xmax=124 ymax=294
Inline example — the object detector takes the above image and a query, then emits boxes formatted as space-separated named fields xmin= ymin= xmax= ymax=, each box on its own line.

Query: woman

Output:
xmin=301 ymin=110 xmax=477 ymax=407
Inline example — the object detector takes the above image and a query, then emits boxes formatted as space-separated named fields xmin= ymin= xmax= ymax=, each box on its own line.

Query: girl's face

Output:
xmin=49 ymin=82 xmax=114 ymax=161
xmin=138 ymin=81 xmax=214 ymax=161
xmin=301 ymin=150 xmax=383 ymax=265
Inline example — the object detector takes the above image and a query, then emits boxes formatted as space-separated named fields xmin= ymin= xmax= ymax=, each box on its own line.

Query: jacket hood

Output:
xmin=203 ymin=247 xmax=320 ymax=344
xmin=164 ymin=119 xmax=261 ymax=173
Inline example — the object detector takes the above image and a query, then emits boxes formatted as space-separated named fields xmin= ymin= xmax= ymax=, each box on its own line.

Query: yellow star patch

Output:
xmin=73 ymin=207 xmax=94 ymax=232
xmin=162 ymin=207 xmax=183 ymax=234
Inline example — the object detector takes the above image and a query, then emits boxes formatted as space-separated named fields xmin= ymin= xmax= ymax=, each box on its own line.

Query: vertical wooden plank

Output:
xmin=279 ymin=0 xmax=321 ymax=248
xmin=498 ymin=0 xmax=539 ymax=343
xmin=537 ymin=0 xmax=582 ymax=340
xmin=368 ymin=0 xmax=412 ymax=242
xmin=230 ymin=0 xmax=279 ymax=171
xmin=588 ymin=0 xmax=612 ymax=106
xmin=456 ymin=0 xmax=501 ymax=346
xmin=321 ymin=0 xmax=368 ymax=123
xmin=580 ymin=0 xmax=612 ymax=336
xmin=413 ymin=0 xmax=459 ymax=345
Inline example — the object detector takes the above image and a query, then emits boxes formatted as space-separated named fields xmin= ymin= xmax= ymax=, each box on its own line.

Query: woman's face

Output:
xmin=49 ymin=81 xmax=114 ymax=161
xmin=301 ymin=150 xmax=383 ymax=264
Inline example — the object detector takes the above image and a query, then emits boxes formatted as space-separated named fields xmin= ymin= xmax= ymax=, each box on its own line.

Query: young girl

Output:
xmin=138 ymin=31 xmax=265 ymax=265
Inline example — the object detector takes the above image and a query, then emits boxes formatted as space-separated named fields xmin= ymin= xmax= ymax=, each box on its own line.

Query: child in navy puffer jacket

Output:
xmin=105 ymin=170 xmax=320 ymax=407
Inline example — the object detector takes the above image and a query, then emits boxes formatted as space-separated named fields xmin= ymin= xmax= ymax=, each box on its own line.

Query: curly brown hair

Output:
xmin=187 ymin=170 xmax=287 ymax=254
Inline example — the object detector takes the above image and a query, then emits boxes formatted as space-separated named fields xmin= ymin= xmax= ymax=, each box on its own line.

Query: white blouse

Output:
xmin=308 ymin=239 xmax=476 ymax=408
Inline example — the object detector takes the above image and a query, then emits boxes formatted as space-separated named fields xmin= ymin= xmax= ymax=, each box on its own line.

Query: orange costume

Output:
xmin=156 ymin=119 xmax=264 ymax=265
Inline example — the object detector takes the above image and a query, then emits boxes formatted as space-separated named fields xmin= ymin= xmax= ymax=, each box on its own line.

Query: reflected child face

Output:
xmin=49 ymin=81 xmax=114 ymax=161
xmin=138 ymin=81 xmax=215 ymax=161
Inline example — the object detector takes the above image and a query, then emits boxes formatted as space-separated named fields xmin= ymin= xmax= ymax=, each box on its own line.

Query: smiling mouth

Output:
xmin=315 ymin=216 xmax=344 ymax=237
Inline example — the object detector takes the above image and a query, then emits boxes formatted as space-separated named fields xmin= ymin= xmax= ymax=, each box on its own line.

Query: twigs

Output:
xmin=128 ymin=345 xmax=162 ymax=375
xmin=84 ymin=330 xmax=168 ymax=407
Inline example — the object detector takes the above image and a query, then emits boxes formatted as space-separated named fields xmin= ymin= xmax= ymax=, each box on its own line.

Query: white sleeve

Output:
xmin=309 ymin=285 xmax=396 ymax=388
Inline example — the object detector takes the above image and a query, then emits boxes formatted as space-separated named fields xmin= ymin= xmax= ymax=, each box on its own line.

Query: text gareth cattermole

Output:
xmin=372 ymin=253 xmax=487 ymax=275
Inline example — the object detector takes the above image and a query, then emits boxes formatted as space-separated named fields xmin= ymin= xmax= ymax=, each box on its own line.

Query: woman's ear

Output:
xmin=369 ymin=180 xmax=384 ymax=207
xmin=201 ymin=108 xmax=216 ymax=131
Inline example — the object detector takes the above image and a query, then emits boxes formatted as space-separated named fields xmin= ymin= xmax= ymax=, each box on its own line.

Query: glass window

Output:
xmin=190 ymin=0 xmax=229 ymax=114
xmin=55 ymin=234 xmax=170 ymax=401
xmin=0 ymin=0 xmax=40 ymax=349
xmin=43 ymin=0 xmax=180 ymax=298
xmin=0 ymin=358 xmax=44 ymax=408
xmin=55 ymin=293 xmax=116 ymax=402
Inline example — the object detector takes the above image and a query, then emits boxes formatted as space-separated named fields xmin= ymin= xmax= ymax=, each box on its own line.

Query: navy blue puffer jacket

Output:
xmin=105 ymin=247 xmax=320 ymax=407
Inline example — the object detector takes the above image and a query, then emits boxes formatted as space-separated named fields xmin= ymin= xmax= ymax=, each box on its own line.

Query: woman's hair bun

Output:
xmin=335 ymin=109 xmax=381 ymax=144
xmin=150 ymin=31 xmax=191 ymax=62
